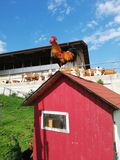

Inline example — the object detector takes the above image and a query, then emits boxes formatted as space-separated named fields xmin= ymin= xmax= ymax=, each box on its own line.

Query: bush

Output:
xmin=24 ymin=89 xmax=34 ymax=99
xmin=4 ymin=136 xmax=22 ymax=160
xmin=11 ymin=92 xmax=17 ymax=97
xmin=96 ymin=79 xmax=104 ymax=85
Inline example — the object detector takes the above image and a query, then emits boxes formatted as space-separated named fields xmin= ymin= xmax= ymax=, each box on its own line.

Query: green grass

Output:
xmin=0 ymin=94 xmax=34 ymax=159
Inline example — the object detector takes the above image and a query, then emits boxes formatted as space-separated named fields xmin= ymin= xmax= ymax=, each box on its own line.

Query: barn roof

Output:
xmin=0 ymin=40 xmax=88 ymax=57
xmin=23 ymin=71 xmax=120 ymax=110
xmin=0 ymin=40 xmax=90 ymax=71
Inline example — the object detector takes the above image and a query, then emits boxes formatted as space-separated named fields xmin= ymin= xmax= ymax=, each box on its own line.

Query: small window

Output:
xmin=41 ymin=111 xmax=70 ymax=133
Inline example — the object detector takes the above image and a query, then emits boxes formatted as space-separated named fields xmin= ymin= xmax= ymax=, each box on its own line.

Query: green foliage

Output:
xmin=96 ymin=79 xmax=104 ymax=85
xmin=24 ymin=89 xmax=34 ymax=99
xmin=11 ymin=92 xmax=17 ymax=97
xmin=0 ymin=94 xmax=34 ymax=160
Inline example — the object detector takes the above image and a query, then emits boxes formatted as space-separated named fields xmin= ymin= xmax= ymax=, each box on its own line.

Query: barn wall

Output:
xmin=35 ymin=78 xmax=114 ymax=160
xmin=74 ymin=49 xmax=85 ymax=67
xmin=114 ymin=110 xmax=120 ymax=160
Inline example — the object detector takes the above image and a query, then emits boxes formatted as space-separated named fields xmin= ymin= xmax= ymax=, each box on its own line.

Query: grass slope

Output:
xmin=0 ymin=94 xmax=34 ymax=159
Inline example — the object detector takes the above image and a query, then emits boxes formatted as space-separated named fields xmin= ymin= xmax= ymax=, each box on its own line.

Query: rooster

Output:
xmin=50 ymin=36 xmax=74 ymax=66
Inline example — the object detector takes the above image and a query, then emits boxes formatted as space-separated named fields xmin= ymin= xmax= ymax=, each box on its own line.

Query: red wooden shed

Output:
xmin=23 ymin=71 xmax=120 ymax=160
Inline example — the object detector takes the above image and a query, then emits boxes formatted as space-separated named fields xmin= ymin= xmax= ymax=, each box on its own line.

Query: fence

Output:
xmin=1 ymin=87 xmax=26 ymax=98
xmin=0 ymin=64 xmax=59 ymax=76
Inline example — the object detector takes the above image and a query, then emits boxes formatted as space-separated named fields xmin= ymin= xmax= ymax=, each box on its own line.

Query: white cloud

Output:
xmin=114 ymin=15 xmax=120 ymax=24
xmin=82 ymin=0 xmax=120 ymax=50
xmin=82 ymin=20 xmax=98 ymax=32
xmin=34 ymin=34 xmax=48 ymax=43
xmin=96 ymin=0 xmax=120 ymax=26
xmin=57 ymin=15 xmax=64 ymax=21
xmin=84 ymin=27 xmax=120 ymax=50
xmin=0 ymin=40 xmax=7 ymax=53
xmin=96 ymin=0 xmax=120 ymax=17
xmin=47 ymin=0 xmax=73 ymax=21
xmin=87 ymin=20 xmax=98 ymax=28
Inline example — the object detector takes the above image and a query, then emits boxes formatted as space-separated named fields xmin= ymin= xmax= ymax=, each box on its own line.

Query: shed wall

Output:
xmin=34 ymin=78 xmax=114 ymax=160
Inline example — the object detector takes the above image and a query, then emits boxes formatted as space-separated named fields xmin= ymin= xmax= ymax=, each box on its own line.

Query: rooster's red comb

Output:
xmin=50 ymin=36 xmax=57 ymax=43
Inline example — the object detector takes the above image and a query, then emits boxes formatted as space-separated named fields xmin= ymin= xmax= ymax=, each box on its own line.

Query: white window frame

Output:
xmin=41 ymin=110 xmax=70 ymax=133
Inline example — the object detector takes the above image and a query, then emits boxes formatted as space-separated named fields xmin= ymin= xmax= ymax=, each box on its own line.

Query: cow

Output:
xmin=22 ymin=72 xmax=39 ymax=81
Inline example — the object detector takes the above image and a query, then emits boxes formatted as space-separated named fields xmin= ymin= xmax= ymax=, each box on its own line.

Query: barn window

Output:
xmin=41 ymin=111 xmax=70 ymax=133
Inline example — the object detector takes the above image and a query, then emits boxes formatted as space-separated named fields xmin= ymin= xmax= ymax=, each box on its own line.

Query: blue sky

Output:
xmin=0 ymin=0 xmax=120 ymax=69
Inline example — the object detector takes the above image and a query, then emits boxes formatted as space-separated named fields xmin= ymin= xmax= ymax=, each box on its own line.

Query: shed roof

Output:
xmin=23 ymin=71 xmax=120 ymax=110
